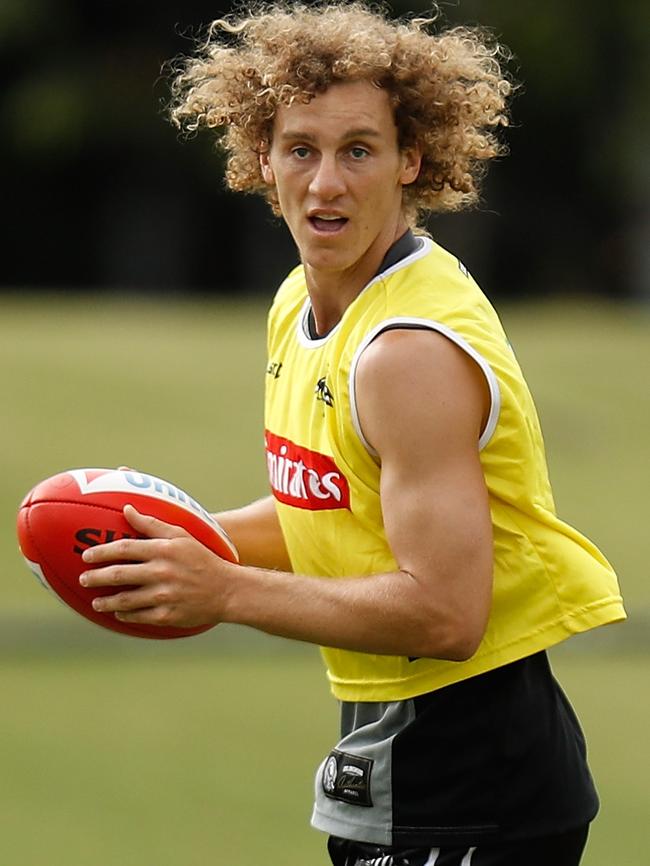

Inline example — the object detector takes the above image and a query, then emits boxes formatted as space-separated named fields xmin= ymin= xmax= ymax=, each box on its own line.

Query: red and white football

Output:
xmin=16 ymin=468 xmax=239 ymax=639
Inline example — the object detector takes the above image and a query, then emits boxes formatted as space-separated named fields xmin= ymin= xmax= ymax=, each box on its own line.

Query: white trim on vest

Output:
xmin=348 ymin=317 xmax=501 ymax=455
xmin=295 ymin=238 xmax=434 ymax=349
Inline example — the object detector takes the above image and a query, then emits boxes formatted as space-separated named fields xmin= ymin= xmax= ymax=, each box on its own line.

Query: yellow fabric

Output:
xmin=264 ymin=238 xmax=626 ymax=702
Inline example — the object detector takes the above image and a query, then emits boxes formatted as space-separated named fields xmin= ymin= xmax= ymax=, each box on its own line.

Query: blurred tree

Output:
xmin=434 ymin=0 xmax=650 ymax=299
xmin=1 ymin=0 xmax=647 ymax=298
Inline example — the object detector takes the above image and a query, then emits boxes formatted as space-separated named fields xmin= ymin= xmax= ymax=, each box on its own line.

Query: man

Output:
xmin=80 ymin=5 xmax=626 ymax=865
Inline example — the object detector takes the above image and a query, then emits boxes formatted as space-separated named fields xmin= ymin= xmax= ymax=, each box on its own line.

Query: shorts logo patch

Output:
xmin=321 ymin=749 xmax=373 ymax=807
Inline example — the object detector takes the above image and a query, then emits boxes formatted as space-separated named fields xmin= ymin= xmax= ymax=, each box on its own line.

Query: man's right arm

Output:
xmin=215 ymin=496 xmax=292 ymax=572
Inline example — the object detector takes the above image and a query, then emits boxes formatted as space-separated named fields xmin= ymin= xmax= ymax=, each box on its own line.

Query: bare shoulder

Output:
xmin=354 ymin=327 xmax=490 ymax=458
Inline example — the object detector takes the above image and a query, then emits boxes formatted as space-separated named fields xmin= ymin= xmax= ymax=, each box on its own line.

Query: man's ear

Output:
xmin=260 ymin=150 xmax=275 ymax=185
xmin=400 ymin=145 xmax=422 ymax=186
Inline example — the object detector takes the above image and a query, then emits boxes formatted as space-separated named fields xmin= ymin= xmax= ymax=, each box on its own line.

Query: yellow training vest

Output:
xmin=264 ymin=238 xmax=626 ymax=702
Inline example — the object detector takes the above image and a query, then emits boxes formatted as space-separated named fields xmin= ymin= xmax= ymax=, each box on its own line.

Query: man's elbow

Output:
xmin=403 ymin=565 xmax=492 ymax=661
xmin=437 ymin=631 xmax=483 ymax=662
xmin=417 ymin=615 xmax=486 ymax=662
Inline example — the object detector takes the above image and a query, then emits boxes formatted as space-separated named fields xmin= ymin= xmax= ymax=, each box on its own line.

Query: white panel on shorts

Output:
xmin=311 ymin=700 xmax=417 ymax=846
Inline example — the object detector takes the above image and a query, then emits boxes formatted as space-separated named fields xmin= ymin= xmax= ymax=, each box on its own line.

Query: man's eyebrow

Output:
xmin=343 ymin=128 xmax=382 ymax=140
xmin=278 ymin=127 xmax=383 ymax=142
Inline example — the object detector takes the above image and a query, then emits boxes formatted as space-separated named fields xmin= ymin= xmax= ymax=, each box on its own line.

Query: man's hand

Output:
xmin=79 ymin=504 xmax=236 ymax=629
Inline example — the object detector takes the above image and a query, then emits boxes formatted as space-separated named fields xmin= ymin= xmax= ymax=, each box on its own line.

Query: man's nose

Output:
xmin=308 ymin=154 xmax=346 ymax=199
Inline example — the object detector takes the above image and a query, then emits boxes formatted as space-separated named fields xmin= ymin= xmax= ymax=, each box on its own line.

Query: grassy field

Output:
xmin=1 ymin=295 xmax=648 ymax=865
xmin=0 ymin=650 xmax=647 ymax=866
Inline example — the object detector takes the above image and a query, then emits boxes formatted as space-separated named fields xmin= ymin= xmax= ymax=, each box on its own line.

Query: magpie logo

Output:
xmin=315 ymin=377 xmax=334 ymax=407
xmin=323 ymin=756 xmax=338 ymax=794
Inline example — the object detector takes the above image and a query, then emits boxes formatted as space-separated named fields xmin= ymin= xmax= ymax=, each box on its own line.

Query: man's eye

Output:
xmin=292 ymin=147 xmax=311 ymax=159
xmin=350 ymin=147 xmax=369 ymax=159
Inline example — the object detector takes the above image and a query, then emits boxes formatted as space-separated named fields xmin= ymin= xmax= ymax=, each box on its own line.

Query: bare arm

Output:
xmin=81 ymin=330 xmax=493 ymax=660
xmin=215 ymin=496 xmax=292 ymax=571
xmin=352 ymin=329 xmax=493 ymax=658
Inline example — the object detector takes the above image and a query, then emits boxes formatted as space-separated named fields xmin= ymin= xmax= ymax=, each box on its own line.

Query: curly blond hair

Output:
xmin=169 ymin=2 xmax=513 ymax=226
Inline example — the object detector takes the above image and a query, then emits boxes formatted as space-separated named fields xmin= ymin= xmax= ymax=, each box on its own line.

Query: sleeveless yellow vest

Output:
xmin=264 ymin=238 xmax=625 ymax=702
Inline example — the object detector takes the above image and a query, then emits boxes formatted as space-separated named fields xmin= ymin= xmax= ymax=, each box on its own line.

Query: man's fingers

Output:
xmin=81 ymin=536 xmax=159 ymax=568
xmin=113 ymin=608 xmax=172 ymax=626
xmin=89 ymin=585 xmax=181 ymax=628
xmin=122 ymin=504 xmax=188 ymax=539
xmin=91 ymin=587 xmax=153 ymax=613
xmin=80 ymin=559 xmax=154 ymax=588
xmin=80 ymin=510 xmax=187 ymax=573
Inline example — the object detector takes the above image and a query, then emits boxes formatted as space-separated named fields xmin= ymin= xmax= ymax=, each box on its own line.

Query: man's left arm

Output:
xmin=352 ymin=327 xmax=494 ymax=659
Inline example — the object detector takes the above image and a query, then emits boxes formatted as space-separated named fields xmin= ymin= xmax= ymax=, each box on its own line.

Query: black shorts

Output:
xmin=328 ymin=824 xmax=589 ymax=866
xmin=313 ymin=653 xmax=598 ymax=848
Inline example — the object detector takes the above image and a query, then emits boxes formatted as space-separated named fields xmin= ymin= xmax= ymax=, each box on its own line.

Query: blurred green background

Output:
xmin=1 ymin=297 xmax=648 ymax=865
xmin=2 ymin=0 xmax=649 ymax=299
xmin=2 ymin=0 xmax=649 ymax=861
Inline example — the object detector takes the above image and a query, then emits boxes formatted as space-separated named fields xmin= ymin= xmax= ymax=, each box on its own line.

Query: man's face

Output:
xmin=260 ymin=79 xmax=420 ymax=285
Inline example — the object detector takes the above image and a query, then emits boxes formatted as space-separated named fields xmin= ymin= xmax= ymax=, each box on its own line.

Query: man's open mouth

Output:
xmin=309 ymin=215 xmax=349 ymax=232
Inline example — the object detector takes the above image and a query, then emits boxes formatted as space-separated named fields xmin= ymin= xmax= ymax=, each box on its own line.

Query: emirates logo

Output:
xmin=265 ymin=430 xmax=351 ymax=511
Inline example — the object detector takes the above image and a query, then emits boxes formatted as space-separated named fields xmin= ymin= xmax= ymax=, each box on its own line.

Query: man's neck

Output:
xmin=305 ymin=263 xmax=376 ymax=337
xmin=305 ymin=227 xmax=420 ymax=340
xmin=305 ymin=216 xmax=412 ymax=338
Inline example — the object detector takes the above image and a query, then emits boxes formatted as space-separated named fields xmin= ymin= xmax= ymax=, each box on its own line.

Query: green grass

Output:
xmin=550 ymin=652 xmax=650 ymax=866
xmin=499 ymin=300 xmax=650 ymax=617
xmin=1 ymin=651 xmax=338 ymax=866
xmin=1 ymin=294 xmax=648 ymax=865
xmin=0 ymin=649 xmax=647 ymax=866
